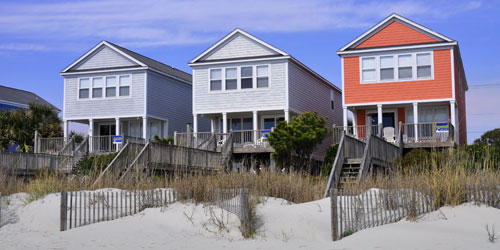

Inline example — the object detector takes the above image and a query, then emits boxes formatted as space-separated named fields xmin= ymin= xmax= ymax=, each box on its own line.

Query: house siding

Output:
xmin=454 ymin=50 xmax=467 ymax=145
xmin=64 ymin=70 xmax=145 ymax=119
xmin=343 ymin=49 xmax=453 ymax=104
xmin=72 ymin=46 xmax=137 ymax=70
xmin=355 ymin=21 xmax=438 ymax=49
xmin=288 ymin=61 xmax=343 ymax=158
xmin=201 ymin=33 xmax=278 ymax=61
xmin=192 ymin=59 xmax=287 ymax=114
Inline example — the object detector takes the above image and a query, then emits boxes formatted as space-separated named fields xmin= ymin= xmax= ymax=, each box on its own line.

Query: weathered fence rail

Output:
xmin=0 ymin=151 xmax=74 ymax=174
xmin=60 ymin=189 xmax=177 ymax=231
xmin=210 ymin=188 xmax=250 ymax=235
xmin=331 ymin=184 xmax=500 ymax=241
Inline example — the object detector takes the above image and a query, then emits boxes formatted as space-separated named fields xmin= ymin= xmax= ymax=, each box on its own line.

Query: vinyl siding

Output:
xmin=355 ymin=21 xmax=438 ymax=49
xmin=72 ymin=45 xmax=138 ymax=70
xmin=288 ymin=61 xmax=343 ymax=158
xmin=201 ymin=33 xmax=278 ymax=61
xmin=192 ymin=59 xmax=287 ymax=114
xmin=343 ymin=49 xmax=453 ymax=104
xmin=454 ymin=50 xmax=467 ymax=145
xmin=64 ymin=70 xmax=145 ymax=119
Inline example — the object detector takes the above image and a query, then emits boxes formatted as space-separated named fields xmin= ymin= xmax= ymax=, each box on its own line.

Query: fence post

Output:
xmin=240 ymin=188 xmax=250 ymax=237
xmin=331 ymin=188 xmax=338 ymax=241
xmin=60 ymin=190 xmax=67 ymax=231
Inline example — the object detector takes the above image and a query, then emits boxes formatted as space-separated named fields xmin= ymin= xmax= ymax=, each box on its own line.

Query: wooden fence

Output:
xmin=331 ymin=185 xmax=500 ymax=241
xmin=210 ymin=188 xmax=250 ymax=235
xmin=0 ymin=151 xmax=74 ymax=174
xmin=60 ymin=189 xmax=177 ymax=231
xmin=0 ymin=192 xmax=2 ymax=227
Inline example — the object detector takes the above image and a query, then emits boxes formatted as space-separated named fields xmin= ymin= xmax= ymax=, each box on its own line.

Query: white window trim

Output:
xmin=260 ymin=114 xmax=285 ymax=130
xmin=209 ymin=68 xmax=223 ymax=91
xmin=208 ymin=64 xmax=271 ymax=93
xmin=359 ymin=50 xmax=434 ymax=84
xmin=78 ymin=74 xmax=132 ymax=100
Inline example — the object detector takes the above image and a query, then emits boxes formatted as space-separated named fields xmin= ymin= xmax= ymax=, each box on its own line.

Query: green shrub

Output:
xmin=154 ymin=135 xmax=174 ymax=145
xmin=77 ymin=153 xmax=117 ymax=175
xmin=321 ymin=144 xmax=339 ymax=176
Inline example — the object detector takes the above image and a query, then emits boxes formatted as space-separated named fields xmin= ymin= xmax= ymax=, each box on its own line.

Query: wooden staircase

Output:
xmin=338 ymin=158 xmax=362 ymax=188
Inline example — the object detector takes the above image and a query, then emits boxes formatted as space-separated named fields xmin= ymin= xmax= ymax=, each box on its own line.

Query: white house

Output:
xmin=60 ymin=41 xmax=193 ymax=151
xmin=189 ymin=29 xmax=342 ymax=159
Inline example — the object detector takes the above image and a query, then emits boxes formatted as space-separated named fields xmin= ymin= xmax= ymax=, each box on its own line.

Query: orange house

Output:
xmin=337 ymin=14 xmax=468 ymax=147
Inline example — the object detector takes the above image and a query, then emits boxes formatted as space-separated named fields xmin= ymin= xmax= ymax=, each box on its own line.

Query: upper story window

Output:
xmin=241 ymin=67 xmax=253 ymax=89
xmin=257 ymin=65 xmax=269 ymax=88
xmin=330 ymin=90 xmax=335 ymax=110
xmin=79 ymin=78 xmax=90 ymax=99
xmin=92 ymin=77 xmax=104 ymax=98
xmin=360 ymin=51 xmax=433 ymax=83
xmin=119 ymin=75 xmax=131 ymax=96
xmin=78 ymin=74 xmax=131 ymax=99
xmin=210 ymin=69 xmax=222 ymax=91
xmin=209 ymin=64 xmax=270 ymax=92
xmin=225 ymin=68 xmax=237 ymax=90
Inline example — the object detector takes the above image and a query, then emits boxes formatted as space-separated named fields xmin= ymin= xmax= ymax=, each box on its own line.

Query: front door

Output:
xmin=98 ymin=124 xmax=116 ymax=152
xmin=369 ymin=113 xmax=395 ymax=135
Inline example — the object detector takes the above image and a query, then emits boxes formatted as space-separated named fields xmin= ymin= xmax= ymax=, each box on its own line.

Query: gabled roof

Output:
xmin=338 ymin=13 xmax=455 ymax=52
xmin=0 ymin=85 xmax=60 ymax=111
xmin=189 ymin=28 xmax=289 ymax=64
xmin=61 ymin=41 xmax=192 ymax=83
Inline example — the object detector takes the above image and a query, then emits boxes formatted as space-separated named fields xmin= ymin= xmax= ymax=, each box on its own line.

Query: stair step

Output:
xmin=344 ymin=158 xmax=362 ymax=165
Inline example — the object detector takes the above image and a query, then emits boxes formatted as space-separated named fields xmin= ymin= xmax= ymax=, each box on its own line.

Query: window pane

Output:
xmin=257 ymin=77 xmax=268 ymax=88
xmin=398 ymin=67 xmax=412 ymax=79
xmin=231 ymin=119 xmax=241 ymax=130
xmin=257 ymin=65 xmax=268 ymax=76
xmin=331 ymin=100 xmax=334 ymax=110
xmin=106 ymin=76 xmax=117 ymax=87
xmin=119 ymin=75 xmax=131 ymax=86
xmin=417 ymin=66 xmax=431 ymax=78
xmin=417 ymin=53 xmax=431 ymax=65
xmin=79 ymin=78 xmax=90 ymax=88
xmin=226 ymin=68 xmax=237 ymax=79
xmin=93 ymin=88 xmax=103 ymax=98
xmin=241 ymin=78 xmax=253 ymax=89
xmin=380 ymin=68 xmax=394 ymax=80
xmin=243 ymin=118 xmax=253 ymax=130
xmin=119 ymin=86 xmax=130 ymax=96
xmin=210 ymin=69 xmax=221 ymax=80
xmin=210 ymin=80 xmax=222 ymax=91
xmin=398 ymin=55 xmax=412 ymax=67
xmin=226 ymin=79 xmax=237 ymax=90
xmin=79 ymin=89 xmax=89 ymax=99
xmin=362 ymin=57 xmax=375 ymax=69
xmin=106 ymin=87 xmax=116 ymax=97
xmin=241 ymin=67 xmax=253 ymax=78
xmin=362 ymin=69 xmax=376 ymax=81
xmin=93 ymin=77 xmax=104 ymax=88
xmin=380 ymin=56 xmax=393 ymax=68
xmin=263 ymin=118 xmax=275 ymax=129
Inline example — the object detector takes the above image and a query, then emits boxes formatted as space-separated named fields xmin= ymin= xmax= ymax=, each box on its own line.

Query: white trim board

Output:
xmin=338 ymin=42 xmax=456 ymax=56
xmin=338 ymin=13 xmax=454 ymax=52
xmin=344 ymin=98 xmax=454 ymax=107
xmin=189 ymin=28 xmax=289 ymax=64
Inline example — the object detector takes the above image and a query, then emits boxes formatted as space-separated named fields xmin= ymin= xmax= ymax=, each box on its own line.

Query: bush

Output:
xmin=395 ymin=148 xmax=431 ymax=169
xmin=154 ymin=135 xmax=174 ymax=145
xmin=321 ymin=144 xmax=339 ymax=176
xmin=77 ymin=153 xmax=117 ymax=175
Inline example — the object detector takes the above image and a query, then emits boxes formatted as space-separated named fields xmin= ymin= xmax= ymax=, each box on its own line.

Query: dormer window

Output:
xmin=360 ymin=51 xmax=433 ymax=83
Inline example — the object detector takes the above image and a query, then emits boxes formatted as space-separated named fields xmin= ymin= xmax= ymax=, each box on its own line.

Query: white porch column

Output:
xmin=89 ymin=119 xmax=94 ymax=152
xmin=115 ymin=118 xmax=120 ymax=152
xmin=352 ymin=111 xmax=358 ymax=138
xmin=450 ymin=100 xmax=457 ymax=142
xmin=63 ymin=120 xmax=69 ymax=142
xmin=377 ymin=104 xmax=383 ymax=136
xmin=210 ymin=118 xmax=216 ymax=133
xmin=193 ymin=114 xmax=198 ymax=134
xmin=253 ymin=111 xmax=258 ymax=142
xmin=413 ymin=102 xmax=419 ymax=142
xmin=343 ymin=107 xmax=348 ymax=131
xmin=222 ymin=112 xmax=227 ymax=134
xmin=142 ymin=116 xmax=148 ymax=140
xmin=284 ymin=109 xmax=290 ymax=123
xmin=163 ymin=121 xmax=168 ymax=138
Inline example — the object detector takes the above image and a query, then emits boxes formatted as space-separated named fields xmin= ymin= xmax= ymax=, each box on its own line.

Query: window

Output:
xmin=257 ymin=65 xmax=269 ymax=88
xmin=92 ymin=77 xmax=103 ymax=98
xmin=119 ymin=75 xmax=130 ymax=96
xmin=398 ymin=54 xmax=412 ymax=79
xmin=263 ymin=117 xmax=285 ymax=130
xmin=210 ymin=69 xmax=222 ymax=91
xmin=79 ymin=78 xmax=90 ymax=99
xmin=380 ymin=56 xmax=394 ymax=80
xmin=330 ymin=90 xmax=335 ymax=110
xmin=417 ymin=53 xmax=432 ymax=78
xmin=225 ymin=68 xmax=237 ymax=90
xmin=362 ymin=57 xmax=376 ymax=82
xmin=241 ymin=67 xmax=253 ymax=89
xmin=106 ymin=76 xmax=117 ymax=97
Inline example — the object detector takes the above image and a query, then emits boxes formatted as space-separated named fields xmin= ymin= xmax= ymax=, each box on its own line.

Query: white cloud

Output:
xmin=0 ymin=0 xmax=482 ymax=51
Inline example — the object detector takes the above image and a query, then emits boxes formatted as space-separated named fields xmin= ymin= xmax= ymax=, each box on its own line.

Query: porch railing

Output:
xmin=230 ymin=130 xmax=271 ymax=148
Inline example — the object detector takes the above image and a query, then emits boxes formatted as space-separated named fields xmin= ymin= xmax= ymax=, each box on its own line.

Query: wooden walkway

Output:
xmin=0 ymin=150 xmax=74 ymax=175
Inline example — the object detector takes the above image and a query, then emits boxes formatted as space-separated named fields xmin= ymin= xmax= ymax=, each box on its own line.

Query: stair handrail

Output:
xmin=324 ymin=133 xmax=346 ymax=197
xmin=92 ymin=142 xmax=130 ymax=187
xmin=118 ymin=142 xmax=150 ymax=183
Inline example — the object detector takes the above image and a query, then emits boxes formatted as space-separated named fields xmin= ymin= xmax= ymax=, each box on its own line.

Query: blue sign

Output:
xmin=113 ymin=135 xmax=123 ymax=144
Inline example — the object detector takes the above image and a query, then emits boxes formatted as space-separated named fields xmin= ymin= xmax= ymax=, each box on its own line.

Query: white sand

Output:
xmin=0 ymin=192 xmax=499 ymax=250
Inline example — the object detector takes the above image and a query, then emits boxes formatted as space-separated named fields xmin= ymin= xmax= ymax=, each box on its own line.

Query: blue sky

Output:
xmin=0 ymin=0 xmax=499 ymax=143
